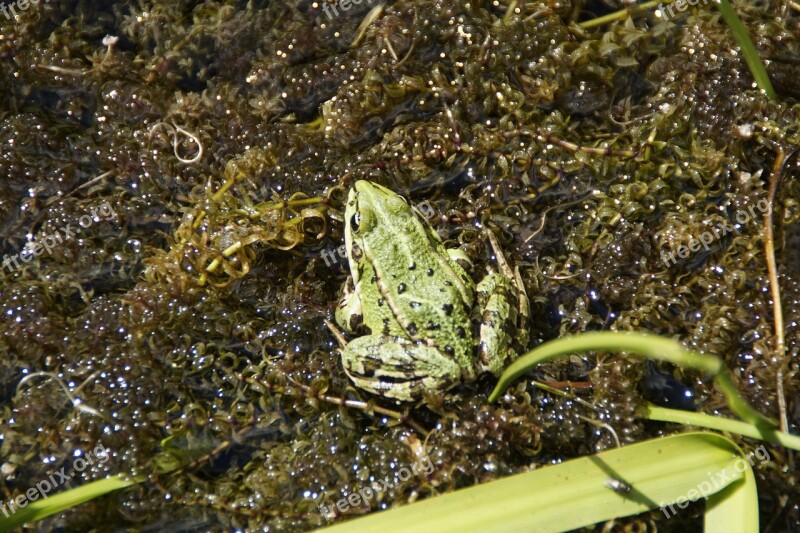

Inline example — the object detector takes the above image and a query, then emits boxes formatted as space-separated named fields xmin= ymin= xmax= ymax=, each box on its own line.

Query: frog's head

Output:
xmin=344 ymin=180 xmax=414 ymax=241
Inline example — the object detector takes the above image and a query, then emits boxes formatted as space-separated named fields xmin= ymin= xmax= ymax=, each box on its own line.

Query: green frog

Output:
xmin=329 ymin=180 xmax=529 ymax=401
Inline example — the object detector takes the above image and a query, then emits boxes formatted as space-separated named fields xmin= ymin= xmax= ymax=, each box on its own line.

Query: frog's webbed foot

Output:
xmin=340 ymin=336 xmax=466 ymax=402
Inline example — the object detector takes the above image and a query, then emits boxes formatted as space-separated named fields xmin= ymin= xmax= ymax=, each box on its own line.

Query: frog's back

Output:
xmin=360 ymin=207 xmax=476 ymax=370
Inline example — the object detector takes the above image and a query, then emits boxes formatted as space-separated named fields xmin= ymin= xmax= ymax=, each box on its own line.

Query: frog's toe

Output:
xmin=446 ymin=248 xmax=473 ymax=272
xmin=340 ymin=336 xmax=465 ymax=401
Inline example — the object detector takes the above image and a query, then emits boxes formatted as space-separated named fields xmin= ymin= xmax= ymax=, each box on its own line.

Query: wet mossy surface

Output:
xmin=1 ymin=0 xmax=799 ymax=530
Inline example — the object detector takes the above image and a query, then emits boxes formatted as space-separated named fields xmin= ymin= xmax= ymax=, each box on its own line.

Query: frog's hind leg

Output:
xmin=475 ymin=273 xmax=521 ymax=375
xmin=510 ymin=265 xmax=530 ymax=351
xmin=484 ymin=230 xmax=529 ymax=343
xmin=477 ymin=231 xmax=531 ymax=372
xmin=340 ymin=336 xmax=465 ymax=402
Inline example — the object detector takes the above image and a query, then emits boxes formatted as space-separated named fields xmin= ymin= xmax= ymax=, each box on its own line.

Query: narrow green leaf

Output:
xmin=646 ymin=404 xmax=800 ymax=451
xmin=319 ymin=433 xmax=758 ymax=533
xmin=717 ymin=0 xmax=777 ymax=100
xmin=488 ymin=331 xmax=776 ymax=431
xmin=0 ymin=475 xmax=140 ymax=532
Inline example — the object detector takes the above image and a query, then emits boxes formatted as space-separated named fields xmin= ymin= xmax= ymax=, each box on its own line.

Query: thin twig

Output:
xmin=42 ymin=170 xmax=114 ymax=209
xmin=763 ymin=147 xmax=792 ymax=434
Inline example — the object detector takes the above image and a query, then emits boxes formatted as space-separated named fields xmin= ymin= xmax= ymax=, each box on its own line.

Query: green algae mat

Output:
xmin=1 ymin=0 xmax=799 ymax=530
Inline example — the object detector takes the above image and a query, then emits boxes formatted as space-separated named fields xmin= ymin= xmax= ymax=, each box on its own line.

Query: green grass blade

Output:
xmin=0 ymin=474 xmax=140 ymax=532
xmin=646 ymin=404 xmax=800 ymax=450
xmin=319 ymin=432 xmax=757 ymax=532
xmin=717 ymin=0 xmax=777 ymax=99
xmin=488 ymin=331 xmax=776 ymax=430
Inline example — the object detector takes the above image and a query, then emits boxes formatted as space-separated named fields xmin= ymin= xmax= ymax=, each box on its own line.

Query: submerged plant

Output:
xmin=1 ymin=0 xmax=799 ymax=531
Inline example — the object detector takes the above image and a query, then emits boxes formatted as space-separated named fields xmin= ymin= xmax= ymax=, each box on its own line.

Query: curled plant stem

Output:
xmin=577 ymin=415 xmax=622 ymax=448
xmin=171 ymin=123 xmax=203 ymax=164
xmin=148 ymin=122 xmax=203 ymax=164
xmin=16 ymin=371 xmax=107 ymax=420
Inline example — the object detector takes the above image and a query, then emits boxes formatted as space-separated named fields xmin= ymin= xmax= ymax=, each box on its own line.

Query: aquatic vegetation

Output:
xmin=1 ymin=0 xmax=799 ymax=530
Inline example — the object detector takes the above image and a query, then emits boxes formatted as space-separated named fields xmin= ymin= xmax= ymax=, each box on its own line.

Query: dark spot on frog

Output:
xmin=642 ymin=360 xmax=696 ymax=411
xmin=407 ymin=322 xmax=418 ymax=335
xmin=426 ymin=321 xmax=440 ymax=330
xmin=426 ymin=268 xmax=434 ymax=276
xmin=398 ymin=283 xmax=407 ymax=294
xmin=409 ymin=262 xmax=416 ymax=270
xmin=371 ymin=275 xmax=377 ymax=283
xmin=456 ymin=326 xmax=466 ymax=338
xmin=351 ymin=243 xmax=362 ymax=260
xmin=382 ymin=317 xmax=391 ymax=335
xmin=444 ymin=281 xmax=452 ymax=286
xmin=377 ymin=298 xmax=384 ymax=307
xmin=441 ymin=303 xmax=454 ymax=315
xmin=444 ymin=345 xmax=455 ymax=356
xmin=409 ymin=301 xmax=421 ymax=308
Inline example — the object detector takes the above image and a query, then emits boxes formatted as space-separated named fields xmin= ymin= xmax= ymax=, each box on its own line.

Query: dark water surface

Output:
xmin=1 ymin=0 xmax=799 ymax=530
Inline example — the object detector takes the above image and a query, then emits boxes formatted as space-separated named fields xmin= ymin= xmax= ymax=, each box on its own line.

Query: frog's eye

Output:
xmin=350 ymin=213 xmax=361 ymax=232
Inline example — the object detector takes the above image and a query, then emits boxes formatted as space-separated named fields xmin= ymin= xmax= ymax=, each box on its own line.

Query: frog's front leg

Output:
xmin=340 ymin=336 xmax=466 ymax=402
xmin=475 ymin=232 xmax=530 ymax=375
xmin=334 ymin=276 xmax=363 ymax=334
